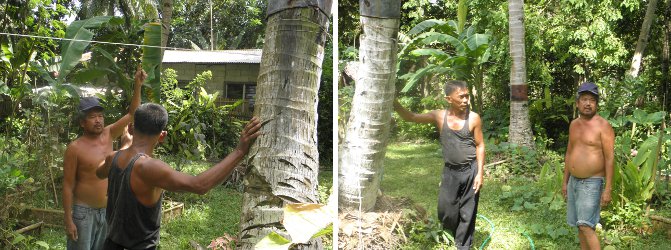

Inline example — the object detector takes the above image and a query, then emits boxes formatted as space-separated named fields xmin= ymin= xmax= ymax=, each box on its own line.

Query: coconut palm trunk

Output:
xmin=338 ymin=0 xmax=401 ymax=211
xmin=237 ymin=1 xmax=331 ymax=249
xmin=508 ymin=0 xmax=534 ymax=148
xmin=628 ymin=0 xmax=659 ymax=77
xmin=160 ymin=0 xmax=173 ymax=56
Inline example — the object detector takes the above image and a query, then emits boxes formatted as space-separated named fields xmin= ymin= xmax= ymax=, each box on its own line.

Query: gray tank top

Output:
xmin=106 ymin=151 xmax=163 ymax=249
xmin=440 ymin=110 xmax=477 ymax=165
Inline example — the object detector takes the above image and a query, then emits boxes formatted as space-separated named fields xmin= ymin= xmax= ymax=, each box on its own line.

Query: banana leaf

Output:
xmin=142 ymin=22 xmax=162 ymax=102
xmin=410 ymin=48 xmax=448 ymax=58
xmin=408 ymin=19 xmax=447 ymax=36
xmin=58 ymin=16 xmax=114 ymax=83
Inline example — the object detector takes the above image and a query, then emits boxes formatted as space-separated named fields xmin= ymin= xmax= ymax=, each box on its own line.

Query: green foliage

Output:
xmin=57 ymin=16 xmax=115 ymax=82
xmin=406 ymin=217 xmax=454 ymax=247
xmin=158 ymin=69 xmax=242 ymax=163
xmin=398 ymin=19 xmax=491 ymax=94
xmin=170 ymin=0 xmax=267 ymax=49
xmin=141 ymin=22 xmax=162 ymax=101
xmin=0 ymin=138 xmax=31 ymax=196
xmin=318 ymin=31 xmax=333 ymax=168
xmin=1 ymin=229 xmax=52 ymax=250
xmin=602 ymin=200 xmax=649 ymax=231
xmin=487 ymin=142 xmax=539 ymax=178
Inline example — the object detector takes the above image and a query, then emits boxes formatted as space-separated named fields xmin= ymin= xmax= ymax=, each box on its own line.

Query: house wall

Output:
xmin=162 ymin=63 xmax=260 ymax=96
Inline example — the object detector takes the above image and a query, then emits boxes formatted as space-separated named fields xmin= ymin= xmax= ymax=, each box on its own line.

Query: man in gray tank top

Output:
xmin=95 ymin=103 xmax=261 ymax=249
xmin=394 ymin=80 xmax=485 ymax=250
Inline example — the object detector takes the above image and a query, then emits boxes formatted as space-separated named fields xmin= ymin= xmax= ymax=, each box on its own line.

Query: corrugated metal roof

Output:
xmin=162 ymin=49 xmax=262 ymax=64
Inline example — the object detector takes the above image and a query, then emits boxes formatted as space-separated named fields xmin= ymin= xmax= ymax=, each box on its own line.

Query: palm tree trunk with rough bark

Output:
xmin=237 ymin=1 xmax=331 ymax=249
xmin=339 ymin=0 xmax=401 ymax=211
xmin=629 ymin=0 xmax=659 ymax=77
xmin=160 ymin=0 xmax=173 ymax=56
xmin=508 ymin=0 xmax=534 ymax=148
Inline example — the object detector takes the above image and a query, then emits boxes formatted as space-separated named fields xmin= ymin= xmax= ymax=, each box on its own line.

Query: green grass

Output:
xmin=383 ymin=142 xmax=671 ymax=249
xmin=33 ymin=160 xmax=334 ymax=249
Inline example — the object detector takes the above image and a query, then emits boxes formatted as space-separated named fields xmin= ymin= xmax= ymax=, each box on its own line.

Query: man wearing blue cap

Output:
xmin=563 ymin=82 xmax=614 ymax=250
xmin=62 ymin=66 xmax=146 ymax=250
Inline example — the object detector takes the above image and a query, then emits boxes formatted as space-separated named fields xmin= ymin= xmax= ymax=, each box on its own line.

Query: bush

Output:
xmin=157 ymin=69 xmax=243 ymax=164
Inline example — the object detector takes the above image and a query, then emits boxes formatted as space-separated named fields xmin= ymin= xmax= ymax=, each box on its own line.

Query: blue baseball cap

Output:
xmin=78 ymin=97 xmax=104 ymax=112
xmin=577 ymin=82 xmax=599 ymax=98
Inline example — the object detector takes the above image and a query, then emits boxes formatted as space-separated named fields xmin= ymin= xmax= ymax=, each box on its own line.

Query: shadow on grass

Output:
xmin=383 ymin=142 xmax=671 ymax=249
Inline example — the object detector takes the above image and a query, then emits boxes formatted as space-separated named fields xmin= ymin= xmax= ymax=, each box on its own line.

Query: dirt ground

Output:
xmin=339 ymin=195 xmax=428 ymax=250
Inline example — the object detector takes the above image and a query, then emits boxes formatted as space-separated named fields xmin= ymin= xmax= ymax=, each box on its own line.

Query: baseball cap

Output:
xmin=577 ymin=82 xmax=599 ymax=97
xmin=78 ymin=97 xmax=104 ymax=112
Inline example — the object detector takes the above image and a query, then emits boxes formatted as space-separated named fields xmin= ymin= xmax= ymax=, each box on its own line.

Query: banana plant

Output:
xmin=141 ymin=22 xmax=162 ymax=102
xmin=0 ymin=39 xmax=37 ymax=115
xmin=32 ymin=16 xmax=162 ymax=102
xmin=398 ymin=18 xmax=491 ymax=113
xmin=612 ymin=116 xmax=669 ymax=205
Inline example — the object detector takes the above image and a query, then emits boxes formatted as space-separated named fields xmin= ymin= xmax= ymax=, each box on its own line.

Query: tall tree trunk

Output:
xmin=238 ymin=1 xmax=331 ymax=249
xmin=339 ymin=0 xmax=401 ymax=211
xmin=160 ymin=0 xmax=173 ymax=56
xmin=663 ymin=0 xmax=671 ymax=112
xmin=508 ymin=0 xmax=534 ymax=148
xmin=629 ymin=0 xmax=659 ymax=77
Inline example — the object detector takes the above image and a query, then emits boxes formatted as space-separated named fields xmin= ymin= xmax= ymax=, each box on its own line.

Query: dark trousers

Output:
xmin=437 ymin=160 xmax=480 ymax=250
xmin=103 ymin=238 xmax=157 ymax=250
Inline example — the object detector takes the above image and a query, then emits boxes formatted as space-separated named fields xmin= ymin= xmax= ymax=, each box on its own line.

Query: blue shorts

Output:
xmin=67 ymin=204 xmax=107 ymax=250
xmin=566 ymin=176 xmax=604 ymax=229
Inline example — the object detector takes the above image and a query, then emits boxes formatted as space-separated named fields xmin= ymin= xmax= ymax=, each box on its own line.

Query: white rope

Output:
xmin=0 ymin=32 xmax=262 ymax=55
xmin=0 ymin=32 xmax=189 ymax=50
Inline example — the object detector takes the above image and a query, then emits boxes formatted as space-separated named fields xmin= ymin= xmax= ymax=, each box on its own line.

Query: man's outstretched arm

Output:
xmin=138 ymin=117 xmax=262 ymax=194
xmin=393 ymin=99 xmax=437 ymax=124
xmin=108 ymin=66 xmax=146 ymax=138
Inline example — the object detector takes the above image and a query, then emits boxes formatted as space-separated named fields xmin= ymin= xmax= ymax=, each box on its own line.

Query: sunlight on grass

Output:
xmin=383 ymin=142 xmax=671 ymax=249
xmin=33 ymin=160 xmax=334 ymax=249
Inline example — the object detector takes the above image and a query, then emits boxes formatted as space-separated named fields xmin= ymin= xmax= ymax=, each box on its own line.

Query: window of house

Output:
xmin=226 ymin=84 xmax=245 ymax=99
xmin=225 ymin=82 xmax=256 ymax=113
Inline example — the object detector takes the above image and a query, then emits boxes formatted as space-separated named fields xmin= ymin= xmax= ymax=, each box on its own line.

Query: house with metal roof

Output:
xmin=162 ymin=49 xmax=262 ymax=118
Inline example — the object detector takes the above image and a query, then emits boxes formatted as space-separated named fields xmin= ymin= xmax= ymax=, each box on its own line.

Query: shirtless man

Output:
xmin=62 ymin=67 xmax=145 ymax=250
xmin=563 ymin=82 xmax=614 ymax=250
xmin=394 ymin=80 xmax=485 ymax=250
xmin=96 ymin=103 xmax=261 ymax=249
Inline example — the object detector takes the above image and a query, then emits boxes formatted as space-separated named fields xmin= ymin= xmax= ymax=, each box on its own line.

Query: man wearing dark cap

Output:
xmin=563 ymin=82 xmax=614 ymax=250
xmin=62 ymin=66 xmax=146 ymax=250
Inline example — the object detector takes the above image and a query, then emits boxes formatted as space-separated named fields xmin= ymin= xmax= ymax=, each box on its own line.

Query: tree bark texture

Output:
xmin=629 ymin=0 xmax=659 ymax=77
xmin=160 ymin=0 xmax=173 ymax=56
xmin=237 ymin=6 xmax=330 ymax=249
xmin=339 ymin=16 xmax=399 ymax=211
xmin=508 ymin=0 xmax=534 ymax=148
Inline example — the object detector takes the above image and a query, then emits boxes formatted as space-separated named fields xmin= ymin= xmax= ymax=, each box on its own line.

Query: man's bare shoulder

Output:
xmin=66 ymin=138 xmax=84 ymax=152
xmin=469 ymin=111 xmax=481 ymax=120
xmin=136 ymin=157 xmax=171 ymax=175
xmin=427 ymin=109 xmax=443 ymax=123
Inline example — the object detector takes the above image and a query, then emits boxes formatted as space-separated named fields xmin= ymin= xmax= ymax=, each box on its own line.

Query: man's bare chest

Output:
xmin=77 ymin=143 xmax=112 ymax=171
xmin=571 ymin=125 xmax=603 ymax=148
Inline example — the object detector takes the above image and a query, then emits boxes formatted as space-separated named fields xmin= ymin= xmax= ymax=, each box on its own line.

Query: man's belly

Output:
xmin=567 ymin=153 xmax=605 ymax=178
xmin=74 ymin=179 xmax=108 ymax=208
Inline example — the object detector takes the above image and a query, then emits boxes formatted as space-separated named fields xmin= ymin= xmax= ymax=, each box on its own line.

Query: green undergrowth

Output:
xmin=383 ymin=142 xmax=671 ymax=249
xmin=34 ymin=160 xmax=334 ymax=249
